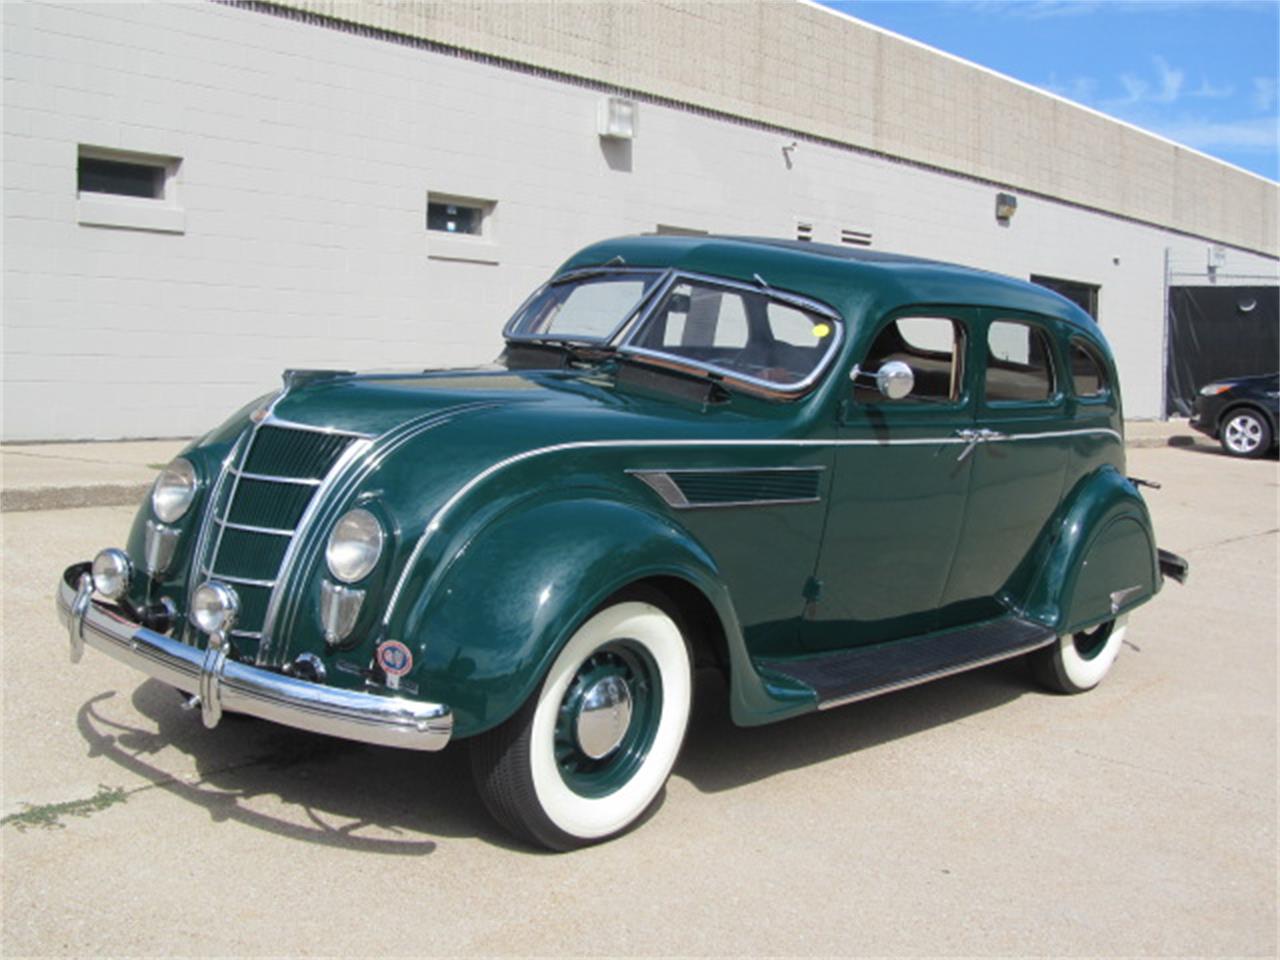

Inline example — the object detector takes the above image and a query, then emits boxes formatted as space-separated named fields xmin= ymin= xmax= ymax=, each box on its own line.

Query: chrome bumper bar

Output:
xmin=56 ymin=563 xmax=452 ymax=751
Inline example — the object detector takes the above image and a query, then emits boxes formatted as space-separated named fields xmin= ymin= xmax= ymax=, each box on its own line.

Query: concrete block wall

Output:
xmin=281 ymin=0 xmax=1278 ymax=256
xmin=2 ymin=1 xmax=1277 ymax=439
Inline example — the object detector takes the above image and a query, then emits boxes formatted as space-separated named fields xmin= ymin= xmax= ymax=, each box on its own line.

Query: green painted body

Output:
xmin=119 ymin=236 xmax=1165 ymax=739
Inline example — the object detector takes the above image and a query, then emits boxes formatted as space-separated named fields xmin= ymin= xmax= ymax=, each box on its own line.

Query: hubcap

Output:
xmin=575 ymin=676 xmax=633 ymax=759
xmin=554 ymin=642 xmax=662 ymax=798
xmin=1225 ymin=414 xmax=1262 ymax=453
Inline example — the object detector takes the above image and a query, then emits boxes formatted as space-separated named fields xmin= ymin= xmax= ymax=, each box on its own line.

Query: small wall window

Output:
xmin=1031 ymin=274 xmax=1100 ymax=320
xmin=427 ymin=194 xmax=492 ymax=237
xmin=857 ymin=316 xmax=965 ymax=404
xmin=985 ymin=320 xmax=1055 ymax=403
xmin=1069 ymin=338 xmax=1109 ymax=397
xmin=79 ymin=157 xmax=166 ymax=199
xmin=76 ymin=146 xmax=183 ymax=234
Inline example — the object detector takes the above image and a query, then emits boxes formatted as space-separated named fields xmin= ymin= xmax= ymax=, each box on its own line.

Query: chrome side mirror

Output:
xmin=876 ymin=360 xmax=914 ymax=400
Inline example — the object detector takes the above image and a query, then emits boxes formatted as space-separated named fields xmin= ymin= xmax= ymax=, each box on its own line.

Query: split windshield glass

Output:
xmin=505 ymin=270 xmax=666 ymax=343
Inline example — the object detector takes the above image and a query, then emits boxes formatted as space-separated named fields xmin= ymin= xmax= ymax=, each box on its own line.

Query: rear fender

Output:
xmin=1017 ymin=466 xmax=1160 ymax=634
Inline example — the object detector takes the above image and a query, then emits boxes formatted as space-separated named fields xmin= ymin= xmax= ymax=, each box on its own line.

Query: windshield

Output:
xmin=505 ymin=270 xmax=666 ymax=342
xmin=624 ymin=278 xmax=841 ymax=390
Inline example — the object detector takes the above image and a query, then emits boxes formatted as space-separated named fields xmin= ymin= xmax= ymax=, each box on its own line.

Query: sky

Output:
xmin=819 ymin=0 xmax=1280 ymax=181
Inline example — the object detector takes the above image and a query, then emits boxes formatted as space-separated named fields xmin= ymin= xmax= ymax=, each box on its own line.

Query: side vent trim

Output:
xmin=628 ymin=466 xmax=824 ymax=509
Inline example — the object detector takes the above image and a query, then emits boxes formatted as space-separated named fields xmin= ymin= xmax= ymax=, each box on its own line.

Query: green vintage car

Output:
xmin=58 ymin=235 xmax=1188 ymax=849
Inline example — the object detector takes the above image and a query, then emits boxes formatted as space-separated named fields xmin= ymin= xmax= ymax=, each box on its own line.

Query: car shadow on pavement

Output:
xmin=75 ymin=659 xmax=1033 ymax=851
xmin=676 ymin=659 xmax=1031 ymax=793
xmin=74 ymin=681 xmax=528 ymax=854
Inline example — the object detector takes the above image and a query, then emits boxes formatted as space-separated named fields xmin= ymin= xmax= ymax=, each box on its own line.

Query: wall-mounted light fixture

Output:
xmin=995 ymin=192 xmax=1018 ymax=224
xmin=598 ymin=96 xmax=637 ymax=140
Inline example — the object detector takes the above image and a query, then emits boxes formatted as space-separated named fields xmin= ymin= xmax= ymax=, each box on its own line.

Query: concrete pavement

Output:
xmin=1 ymin=441 xmax=1275 ymax=956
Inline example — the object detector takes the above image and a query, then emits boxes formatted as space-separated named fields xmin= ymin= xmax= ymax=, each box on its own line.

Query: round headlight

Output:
xmin=191 ymin=581 xmax=240 ymax=635
xmin=152 ymin=458 xmax=198 ymax=523
xmin=326 ymin=508 xmax=384 ymax=583
xmin=92 ymin=548 xmax=132 ymax=600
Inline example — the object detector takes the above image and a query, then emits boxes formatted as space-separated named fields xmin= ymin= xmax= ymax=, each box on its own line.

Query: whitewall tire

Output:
xmin=1030 ymin=614 xmax=1128 ymax=694
xmin=471 ymin=598 xmax=692 ymax=850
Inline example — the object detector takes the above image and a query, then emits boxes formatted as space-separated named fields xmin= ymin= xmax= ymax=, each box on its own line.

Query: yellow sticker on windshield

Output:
xmin=812 ymin=323 xmax=831 ymax=338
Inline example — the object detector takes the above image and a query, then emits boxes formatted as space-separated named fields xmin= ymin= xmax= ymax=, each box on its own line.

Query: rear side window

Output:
xmin=985 ymin=320 xmax=1055 ymax=403
xmin=1069 ymin=339 xmax=1109 ymax=397
xmin=856 ymin=316 xmax=965 ymax=404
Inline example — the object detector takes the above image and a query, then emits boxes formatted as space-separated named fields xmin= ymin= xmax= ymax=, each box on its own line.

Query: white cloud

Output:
xmin=1108 ymin=55 xmax=1184 ymax=107
xmin=1190 ymin=78 xmax=1234 ymax=100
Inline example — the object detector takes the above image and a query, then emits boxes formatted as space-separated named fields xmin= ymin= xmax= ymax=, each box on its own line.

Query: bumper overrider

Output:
xmin=56 ymin=563 xmax=452 ymax=751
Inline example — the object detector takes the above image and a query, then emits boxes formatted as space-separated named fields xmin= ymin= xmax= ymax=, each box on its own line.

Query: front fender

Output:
xmin=1019 ymin=465 xmax=1160 ymax=634
xmin=397 ymin=494 xmax=753 ymax=738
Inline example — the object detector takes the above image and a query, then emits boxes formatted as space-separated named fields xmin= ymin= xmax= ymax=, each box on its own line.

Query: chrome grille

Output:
xmin=194 ymin=423 xmax=365 ymax=658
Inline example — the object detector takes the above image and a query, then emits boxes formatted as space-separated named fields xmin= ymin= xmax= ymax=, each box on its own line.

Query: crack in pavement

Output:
xmin=1183 ymin=527 xmax=1278 ymax=554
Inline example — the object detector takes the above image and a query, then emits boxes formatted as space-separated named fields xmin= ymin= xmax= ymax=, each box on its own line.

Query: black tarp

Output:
xmin=1165 ymin=285 xmax=1279 ymax=416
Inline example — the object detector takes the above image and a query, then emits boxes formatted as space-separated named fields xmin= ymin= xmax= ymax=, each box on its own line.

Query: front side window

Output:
xmin=985 ymin=320 xmax=1056 ymax=403
xmin=506 ymin=271 xmax=665 ymax=342
xmin=856 ymin=316 xmax=965 ymax=404
xmin=627 ymin=279 xmax=839 ymax=389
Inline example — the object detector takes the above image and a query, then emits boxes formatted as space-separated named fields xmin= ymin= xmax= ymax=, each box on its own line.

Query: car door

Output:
xmin=803 ymin=309 xmax=977 ymax=653
xmin=942 ymin=311 xmax=1069 ymax=613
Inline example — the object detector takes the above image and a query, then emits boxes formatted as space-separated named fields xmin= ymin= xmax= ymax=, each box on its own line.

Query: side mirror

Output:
xmin=876 ymin=360 xmax=915 ymax=400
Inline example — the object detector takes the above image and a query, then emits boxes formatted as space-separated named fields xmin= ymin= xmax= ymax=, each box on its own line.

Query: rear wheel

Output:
xmin=1220 ymin=409 xmax=1272 ymax=458
xmin=1030 ymin=615 xmax=1128 ymax=694
xmin=470 ymin=599 xmax=692 ymax=851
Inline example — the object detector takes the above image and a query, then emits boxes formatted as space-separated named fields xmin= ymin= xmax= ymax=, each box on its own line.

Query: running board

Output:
xmin=762 ymin=617 xmax=1057 ymax=711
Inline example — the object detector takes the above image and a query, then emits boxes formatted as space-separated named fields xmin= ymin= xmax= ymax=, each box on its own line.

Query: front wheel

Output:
xmin=1220 ymin=409 xmax=1272 ymax=458
xmin=470 ymin=599 xmax=692 ymax=851
xmin=1029 ymin=615 xmax=1128 ymax=694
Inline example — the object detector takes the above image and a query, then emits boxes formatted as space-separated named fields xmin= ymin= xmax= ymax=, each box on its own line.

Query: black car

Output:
xmin=1191 ymin=373 xmax=1280 ymax=458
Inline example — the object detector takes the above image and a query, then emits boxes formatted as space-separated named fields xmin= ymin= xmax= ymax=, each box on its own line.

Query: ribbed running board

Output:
xmin=762 ymin=617 xmax=1056 ymax=710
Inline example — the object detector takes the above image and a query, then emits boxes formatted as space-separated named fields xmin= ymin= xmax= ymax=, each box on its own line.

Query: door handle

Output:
xmin=976 ymin=428 xmax=1007 ymax=441
xmin=955 ymin=428 xmax=980 ymax=462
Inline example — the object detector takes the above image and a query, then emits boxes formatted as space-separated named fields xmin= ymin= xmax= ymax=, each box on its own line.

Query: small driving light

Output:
xmin=191 ymin=581 xmax=240 ymax=635
xmin=326 ymin=508 xmax=384 ymax=583
xmin=91 ymin=548 xmax=132 ymax=600
xmin=151 ymin=458 xmax=198 ymax=523
xmin=1199 ymin=382 xmax=1232 ymax=396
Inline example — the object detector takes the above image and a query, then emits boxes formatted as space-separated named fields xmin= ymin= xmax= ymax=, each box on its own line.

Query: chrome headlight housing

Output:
xmin=151 ymin=457 xmax=198 ymax=523
xmin=326 ymin=508 xmax=384 ymax=583
xmin=191 ymin=581 xmax=240 ymax=635
xmin=91 ymin=548 xmax=132 ymax=600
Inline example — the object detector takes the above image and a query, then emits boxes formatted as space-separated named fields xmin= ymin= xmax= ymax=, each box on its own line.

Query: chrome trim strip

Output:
xmin=230 ymin=629 xmax=263 ymax=640
xmin=210 ymin=573 xmax=277 ymax=589
xmin=261 ymin=415 xmax=375 ymax=440
xmin=215 ymin=517 xmax=295 ymax=537
xmin=383 ymin=427 xmax=1121 ymax=625
xmin=188 ymin=433 xmax=248 ymax=615
xmin=57 ymin=566 xmax=452 ymax=751
xmin=192 ymin=431 xmax=255 ymax=617
xmin=817 ymin=633 xmax=1058 ymax=711
xmin=228 ymin=467 xmax=323 ymax=487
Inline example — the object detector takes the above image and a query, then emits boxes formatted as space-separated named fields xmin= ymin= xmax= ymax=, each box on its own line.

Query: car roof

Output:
xmin=558 ymin=235 xmax=1100 ymax=335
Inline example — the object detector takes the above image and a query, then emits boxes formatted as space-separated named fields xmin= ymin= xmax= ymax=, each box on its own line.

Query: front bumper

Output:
xmin=56 ymin=563 xmax=452 ymax=751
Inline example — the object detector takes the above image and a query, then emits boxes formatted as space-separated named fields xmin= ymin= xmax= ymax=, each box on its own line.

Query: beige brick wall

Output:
xmin=280 ymin=0 xmax=1277 ymax=256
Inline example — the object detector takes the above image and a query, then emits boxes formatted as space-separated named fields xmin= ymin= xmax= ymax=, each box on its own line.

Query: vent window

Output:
xmin=795 ymin=220 xmax=814 ymax=242
xmin=840 ymin=228 xmax=872 ymax=247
